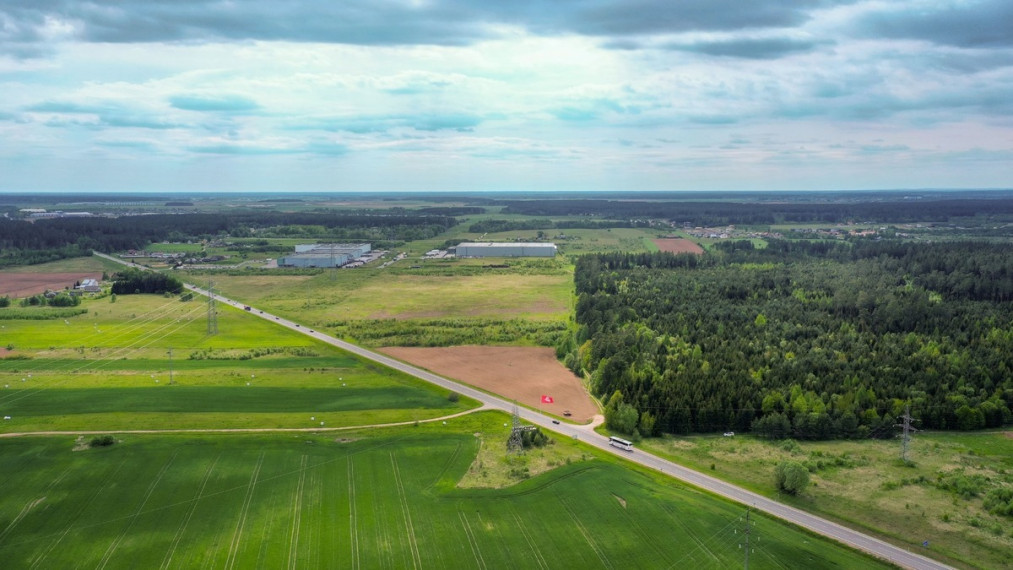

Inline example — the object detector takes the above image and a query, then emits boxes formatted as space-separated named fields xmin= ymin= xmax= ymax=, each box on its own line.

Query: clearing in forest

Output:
xmin=379 ymin=346 xmax=598 ymax=422
xmin=651 ymin=238 xmax=704 ymax=255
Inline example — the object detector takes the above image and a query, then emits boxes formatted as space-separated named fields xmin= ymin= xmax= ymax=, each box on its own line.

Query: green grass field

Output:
xmin=202 ymin=265 xmax=573 ymax=347
xmin=0 ymin=416 xmax=890 ymax=570
xmin=0 ymin=294 xmax=476 ymax=431
xmin=640 ymin=432 xmax=1013 ymax=569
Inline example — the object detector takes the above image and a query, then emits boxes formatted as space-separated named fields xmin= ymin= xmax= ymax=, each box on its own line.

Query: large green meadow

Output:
xmin=0 ymin=414 xmax=889 ymax=570
xmin=641 ymin=432 xmax=1013 ymax=569
xmin=200 ymin=263 xmax=574 ymax=347
xmin=0 ymin=294 xmax=475 ymax=431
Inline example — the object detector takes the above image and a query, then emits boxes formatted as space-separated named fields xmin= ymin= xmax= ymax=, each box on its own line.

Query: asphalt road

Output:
xmin=95 ymin=252 xmax=952 ymax=570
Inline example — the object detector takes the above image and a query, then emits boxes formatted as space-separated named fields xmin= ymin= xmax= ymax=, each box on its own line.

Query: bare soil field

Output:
xmin=652 ymin=238 xmax=704 ymax=254
xmin=0 ymin=272 xmax=102 ymax=297
xmin=379 ymin=346 xmax=599 ymax=422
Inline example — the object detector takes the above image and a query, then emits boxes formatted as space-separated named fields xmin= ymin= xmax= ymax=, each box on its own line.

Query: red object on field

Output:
xmin=541 ymin=395 xmax=554 ymax=404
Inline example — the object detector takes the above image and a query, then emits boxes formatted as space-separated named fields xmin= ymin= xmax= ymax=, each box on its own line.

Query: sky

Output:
xmin=0 ymin=0 xmax=1011 ymax=193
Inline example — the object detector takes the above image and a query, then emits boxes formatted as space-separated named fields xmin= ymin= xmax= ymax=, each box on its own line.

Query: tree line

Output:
xmin=563 ymin=241 xmax=1013 ymax=439
xmin=502 ymin=198 xmax=1013 ymax=225
xmin=0 ymin=210 xmax=458 ymax=268
xmin=110 ymin=270 xmax=184 ymax=295
xmin=467 ymin=219 xmax=645 ymax=233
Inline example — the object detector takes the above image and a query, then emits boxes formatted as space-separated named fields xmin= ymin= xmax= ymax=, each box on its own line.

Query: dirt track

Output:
xmin=0 ymin=405 xmax=491 ymax=438
xmin=379 ymin=346 xmax=599 ymax=422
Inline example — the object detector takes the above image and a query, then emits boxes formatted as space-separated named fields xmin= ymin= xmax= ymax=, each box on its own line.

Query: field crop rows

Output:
xmin=0 ymin=294 xmax=474 ymax=432
xmin=0 ymin=433 xmax=890 ymax=569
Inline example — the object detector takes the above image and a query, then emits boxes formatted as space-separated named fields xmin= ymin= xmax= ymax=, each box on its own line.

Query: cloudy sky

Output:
xmin=1 ymin=0 xmax=1011 ymax=192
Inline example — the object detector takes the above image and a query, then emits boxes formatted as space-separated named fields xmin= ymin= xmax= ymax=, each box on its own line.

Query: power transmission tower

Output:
xmin=507 ymin=402 xmax=534 ymax=452
xmin=206 ymin=279 xmax=218 ymax=335
xmin=896 ymin=404 xmax=918 ymax=463
xmin=508 ymin=403 xmax=524 ymax=452
xmin=331 ymin=245 xmax=337 ymax=281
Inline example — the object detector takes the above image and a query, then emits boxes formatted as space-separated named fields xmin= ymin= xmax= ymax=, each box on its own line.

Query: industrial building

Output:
xmin=293 ymin=243 xmax=371 ymax=257
xmin=279 ymin=243 xmax=371 ymax=268
xmin=455 ymin=242 xmax=557 ymax=258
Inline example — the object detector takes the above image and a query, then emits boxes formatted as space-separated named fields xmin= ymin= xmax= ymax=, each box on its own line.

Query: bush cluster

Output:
xmin=89 ymin=435 xmax=115 ymax=448
xmin=774 ymin=461 xmax=810 ymax=495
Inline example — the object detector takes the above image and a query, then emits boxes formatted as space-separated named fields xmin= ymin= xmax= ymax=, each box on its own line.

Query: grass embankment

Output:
xmin=0 ymin=412 xmax=891 ymax=570
xmin=640 ymin=432 xmax=1013 ymax=569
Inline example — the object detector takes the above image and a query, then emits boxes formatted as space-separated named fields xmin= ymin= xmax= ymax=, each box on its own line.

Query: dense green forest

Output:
xmin=566 ymin=241 xmax=1013 ymax=438
xmin=502 ymin=198 xmax=1013 ymax=225
xmin=467 ymin=219 xmax=647 ymax=233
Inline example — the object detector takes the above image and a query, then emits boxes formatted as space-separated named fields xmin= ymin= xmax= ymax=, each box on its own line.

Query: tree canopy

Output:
xmin=566 ymin=241 xmax=1013 ymax=439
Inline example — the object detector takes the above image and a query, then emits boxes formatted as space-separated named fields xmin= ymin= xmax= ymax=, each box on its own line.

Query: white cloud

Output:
xmin=0 ymin=1 xmax=1010 ymax=191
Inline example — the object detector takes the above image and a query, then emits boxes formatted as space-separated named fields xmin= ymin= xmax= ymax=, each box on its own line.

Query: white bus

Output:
xmin=608 ymin=436 xmax=633 ymax=452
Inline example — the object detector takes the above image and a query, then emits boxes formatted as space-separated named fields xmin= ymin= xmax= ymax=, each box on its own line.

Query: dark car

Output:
xmin=552 ymin=420 xmax=560 ymax=425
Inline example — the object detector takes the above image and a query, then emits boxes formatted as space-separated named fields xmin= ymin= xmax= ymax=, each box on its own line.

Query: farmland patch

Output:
xmin=0 ymin=433 xmax=889 ymax=568
xmin=379 ymin=346 xmax=598 ymax=422
xmin=0 ymin=272 xmax=103 ymax=298
xmin=652 ymin=238 xmax=704 ymax=255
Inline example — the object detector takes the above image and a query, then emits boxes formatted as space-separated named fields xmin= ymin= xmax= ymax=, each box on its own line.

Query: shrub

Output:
xmin=447 ymin=391 xmax=460 ymax=403
xmin=983 ymin=487 xmax=1013 ymax=517
xmin=935 ymin=470 xmax=989 ymax=500
xmin=89 ymin=435 xmax=116 ymax=448
xmin=521 ymin=428 xmax=549 ymax=449
xmin=774 ymin=461 xmax=810 ymax=495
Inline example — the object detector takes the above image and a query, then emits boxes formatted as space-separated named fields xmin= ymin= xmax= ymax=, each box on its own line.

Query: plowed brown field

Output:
xmin=653 ymin=238 xmax=704 ymax=254
xmin=0 ymin=272 xmax=102 ymax=297
xmin=378 ymin=346 xmax=599 ymax=422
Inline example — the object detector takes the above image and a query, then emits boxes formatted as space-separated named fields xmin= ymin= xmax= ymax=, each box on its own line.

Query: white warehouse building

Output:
xmin=279 ymin=243 xmax=370 ymax=268
xmin=293 ymin=243 xmax=371 ymax=257
xmin=455 ymin=242 xmax=557 ymax=258
xmin=278 ymin=252 xmax=351 ymax=268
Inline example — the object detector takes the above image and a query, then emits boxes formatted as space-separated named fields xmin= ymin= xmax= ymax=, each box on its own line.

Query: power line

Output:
xmin=206 ymin=278 xmax=218 ymax=336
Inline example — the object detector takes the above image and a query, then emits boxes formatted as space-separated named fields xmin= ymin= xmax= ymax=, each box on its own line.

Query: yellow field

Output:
xmin=207 ymin=271 xmax=572 ymax=323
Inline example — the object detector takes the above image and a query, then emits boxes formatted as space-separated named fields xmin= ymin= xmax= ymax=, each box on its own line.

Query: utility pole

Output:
xmin=168 ymin=347 xmax=174 ymax=385
xmin=743 ymin=508 xmax=751 ymax=570
xmin=897 ymin=404 xmax=918 ymax=463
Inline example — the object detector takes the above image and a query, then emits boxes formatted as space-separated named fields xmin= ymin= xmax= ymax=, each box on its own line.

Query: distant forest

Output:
xmin=502 ymin=198 xmax=1013 ymax=225
xmin=0 ymin=211 xmax=457 ymax=268
xmin=564 ymin=241 xmax=1013 ymax=438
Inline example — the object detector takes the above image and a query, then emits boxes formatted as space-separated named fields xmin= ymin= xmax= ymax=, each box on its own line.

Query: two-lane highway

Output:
xmin=93 ymin=252 xmax=952 ymax=569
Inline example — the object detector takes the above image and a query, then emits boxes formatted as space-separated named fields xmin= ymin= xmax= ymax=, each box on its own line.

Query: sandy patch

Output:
xmin=0 ymin=272 xmax=103 ymax=298
xmin=378 ymin=346 xmax=599 ymax=423
xmin=652 ymin=239 xmax=704 ymax=255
